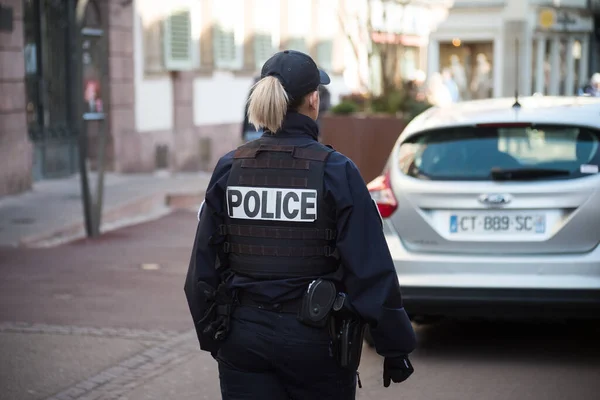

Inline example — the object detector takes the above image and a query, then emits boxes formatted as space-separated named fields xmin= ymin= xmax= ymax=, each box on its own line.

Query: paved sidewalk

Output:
xmin=0 ymin=211 xmax=221 ymax=400
xmin=0 ymin=172 xmax=211 ymax=248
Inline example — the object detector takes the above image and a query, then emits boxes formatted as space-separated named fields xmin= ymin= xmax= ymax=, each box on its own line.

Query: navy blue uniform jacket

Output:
xmin=184 ymin=112 xmax=416 ymax=358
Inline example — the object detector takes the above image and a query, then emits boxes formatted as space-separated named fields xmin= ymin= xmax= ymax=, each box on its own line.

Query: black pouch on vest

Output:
xmin=297 ymin=278 xmax=337 ymax=328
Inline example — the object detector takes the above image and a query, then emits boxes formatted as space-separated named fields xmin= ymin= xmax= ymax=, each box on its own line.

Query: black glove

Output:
xmin=383 ymin=355 xmax=414 ymax=387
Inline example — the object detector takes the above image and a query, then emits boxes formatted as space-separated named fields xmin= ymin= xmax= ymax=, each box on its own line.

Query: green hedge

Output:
xmin=329 ymin=83 xmax=431 ymax=123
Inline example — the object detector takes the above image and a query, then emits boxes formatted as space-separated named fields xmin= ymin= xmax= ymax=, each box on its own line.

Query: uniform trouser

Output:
xmin=216 ymin=305 xmax=357 ymax=400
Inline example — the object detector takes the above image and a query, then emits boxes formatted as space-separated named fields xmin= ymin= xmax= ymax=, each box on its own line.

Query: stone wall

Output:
xmin=0 ymin=0 xmax=32 ymax=196
xmin=171 ymin=71 xmax=242 ymax=173
xmin=115 ymin=122 xmax=242 ymax=174
xmin=108 ymin=0 xmax=135 ymax=173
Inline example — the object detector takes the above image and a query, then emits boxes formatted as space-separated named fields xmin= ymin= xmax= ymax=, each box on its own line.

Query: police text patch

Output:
xmin=227 ymin=186 xmax=317 ymax=222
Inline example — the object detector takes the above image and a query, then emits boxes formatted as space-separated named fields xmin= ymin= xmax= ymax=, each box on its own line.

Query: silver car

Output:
xmin=368 ymin=96 xmax=600 ymax=320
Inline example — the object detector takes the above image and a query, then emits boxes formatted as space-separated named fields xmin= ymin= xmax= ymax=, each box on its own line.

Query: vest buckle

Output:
xmin=325 ymin=229 xmax=336 ymax=240
xmin=324 ymin=246 xmax=340 ymax=259
xmin=223 ymin=242 xmax=231 ymax=254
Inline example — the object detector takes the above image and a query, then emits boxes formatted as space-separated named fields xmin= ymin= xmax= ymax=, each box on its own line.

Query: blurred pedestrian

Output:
xmin=316 ymin=84 xmax=331 ymax=138
xmin=442 ymin=68 xmax=460 ymax=102
xmin=185 ymin=49 xmax=416 ymax=399
xmin=579 ymin=73 xmax=600 ymax=97
xmin=241 ymin=75 xmax=263 ymax=142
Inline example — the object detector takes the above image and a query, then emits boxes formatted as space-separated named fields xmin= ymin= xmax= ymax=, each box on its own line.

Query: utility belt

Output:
xmin=199 ymin=278 xmax=366 ymax=373
xmin=237 ymin=293 xmax=302 ymax=314
xmin=297 ymin=278 xmax=367 ymax=374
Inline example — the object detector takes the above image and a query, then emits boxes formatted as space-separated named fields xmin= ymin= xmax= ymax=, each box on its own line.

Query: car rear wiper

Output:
xmin=490 ymin=167 xmax=571 ymax=181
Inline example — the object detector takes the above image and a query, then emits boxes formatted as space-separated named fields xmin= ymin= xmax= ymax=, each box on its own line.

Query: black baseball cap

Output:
xmin=260 ymin=50 xmax=331 ymax=101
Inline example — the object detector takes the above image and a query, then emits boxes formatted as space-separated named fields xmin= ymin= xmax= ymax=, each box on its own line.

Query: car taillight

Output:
xmin=367 ymin=171 xmax=398 ymax=218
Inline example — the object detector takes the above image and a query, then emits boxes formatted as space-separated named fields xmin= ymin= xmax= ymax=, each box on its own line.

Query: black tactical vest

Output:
xmin=221 ymin=140 xmax=339 ymax=280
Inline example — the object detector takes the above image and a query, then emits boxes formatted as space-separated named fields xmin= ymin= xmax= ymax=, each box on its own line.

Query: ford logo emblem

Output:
xmin=478 ymin=194 xmax=512 ymax=206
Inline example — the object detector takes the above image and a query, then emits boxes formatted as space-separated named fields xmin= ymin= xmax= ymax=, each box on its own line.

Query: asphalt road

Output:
xmin=1 ymin=210 xmax=598 ymax=399
xmin=358 ymin=319 xmax=600 ymax=399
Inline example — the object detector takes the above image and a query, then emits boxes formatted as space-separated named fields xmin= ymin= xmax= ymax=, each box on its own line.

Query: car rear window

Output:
xmin=398 ymin=125 xmax=600 ymax=181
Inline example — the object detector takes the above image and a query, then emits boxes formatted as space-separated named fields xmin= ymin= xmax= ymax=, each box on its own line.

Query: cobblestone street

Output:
xmin=2 ymin=211 xmax=599 ymax=400
xmin=0 ymin=211 xmax=220 ymax=400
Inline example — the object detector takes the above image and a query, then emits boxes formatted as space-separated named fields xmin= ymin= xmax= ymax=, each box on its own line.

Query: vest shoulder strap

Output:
xmin=233 ymin=142 xmax=334 ymax=162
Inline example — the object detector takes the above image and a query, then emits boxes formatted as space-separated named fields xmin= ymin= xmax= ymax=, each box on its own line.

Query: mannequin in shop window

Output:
xmin=449 ymin=55 xmax=467 ymax=101
xmin=470 ymin=53 xmax=492 ymax=100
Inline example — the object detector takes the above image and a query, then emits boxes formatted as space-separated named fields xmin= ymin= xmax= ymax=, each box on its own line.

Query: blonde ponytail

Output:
xmin=247 ymin=76 xmax=289 ymax=133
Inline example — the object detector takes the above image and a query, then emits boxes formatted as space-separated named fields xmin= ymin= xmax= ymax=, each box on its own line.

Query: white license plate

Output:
xmin=449 ymin=213 xmax=546 ymax=234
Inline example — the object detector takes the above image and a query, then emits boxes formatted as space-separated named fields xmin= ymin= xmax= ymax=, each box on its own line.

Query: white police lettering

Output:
xmin=227 ymin=186 xmax=317 ymax=222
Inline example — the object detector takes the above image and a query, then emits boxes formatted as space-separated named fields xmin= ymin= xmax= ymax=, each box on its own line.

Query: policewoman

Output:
xmin=185 ymin=50 xmax=416 ymax=399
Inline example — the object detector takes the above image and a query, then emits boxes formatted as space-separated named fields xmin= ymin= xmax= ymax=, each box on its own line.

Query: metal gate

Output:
xmin=23 ymin=0 xmax=105 ymax=182
xmin=23 ymin=0 xmax=80 ymax=181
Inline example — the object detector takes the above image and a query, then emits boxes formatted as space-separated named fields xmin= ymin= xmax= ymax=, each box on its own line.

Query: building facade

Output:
xmin=0 ymin=0 xmax=450 ymax=197
xmin=1 ymin=0 xmax=32 ymax=196
xmin=129 ymin=0 xmax=350 ymax=176
xmin=427 ymin=0 xmax=596 ymax=100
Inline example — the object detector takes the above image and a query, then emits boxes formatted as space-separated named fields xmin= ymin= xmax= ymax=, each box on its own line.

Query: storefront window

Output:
xmin=532 ymin=34 xmax=587 ymax=96
xmin=439 ymin=41 xmax=494 ymax=101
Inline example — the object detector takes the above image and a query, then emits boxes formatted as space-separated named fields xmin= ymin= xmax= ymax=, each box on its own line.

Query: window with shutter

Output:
xmin=143 ymin=19 xmax=165 ymax=74
xmin=254 ymin=34 xmax=274 ymax=69
xmin=315 ymin=0 xmax=336 ymax=72
xmin=213 ymin=28 xmax=236 ymax=65
xmin=286 ymin=0 xmax=310 ymax=54
xmin=287 ymin=37 xmax=307 ymax=54
xmin=163 ymin=7 xmax=194 ymax=70
xmin=253 ymin=0 xmax=280 ymax=70
xmin=316 ymin=40 xmax=333 ymax=71
xmin=212 ymin=0 xmax=244 ymax=70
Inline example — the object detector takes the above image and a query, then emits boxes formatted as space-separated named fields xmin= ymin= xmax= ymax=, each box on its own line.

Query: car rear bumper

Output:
xmin=384 ymin=221 xmax=600 ymax=318
xmin=400 ymin=286 xmax=600 ymax=319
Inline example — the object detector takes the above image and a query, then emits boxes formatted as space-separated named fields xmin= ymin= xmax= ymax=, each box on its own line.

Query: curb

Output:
xmin=18 ymin=191 xmax=204 ymax=248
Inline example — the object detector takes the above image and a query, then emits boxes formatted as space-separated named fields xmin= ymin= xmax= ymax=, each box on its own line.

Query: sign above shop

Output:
xmin=371 ymin=31 xmax=427 ymax=47
xmin=537 ymin=8 xmax=593 ymax=33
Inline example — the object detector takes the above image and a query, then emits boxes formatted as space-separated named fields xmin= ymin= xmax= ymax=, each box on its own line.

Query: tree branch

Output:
xmin=336 ymin=1 xmax=369 ymax=91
